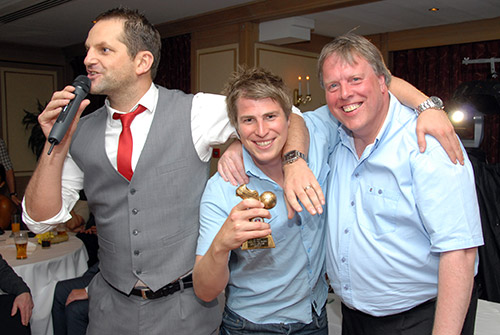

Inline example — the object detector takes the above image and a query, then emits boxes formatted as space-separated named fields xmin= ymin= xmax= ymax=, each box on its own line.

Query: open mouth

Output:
xmin=255 ymin=140 xmax=273 ymax=147
xmin=343 ymin=103 xmax=361 ymax=113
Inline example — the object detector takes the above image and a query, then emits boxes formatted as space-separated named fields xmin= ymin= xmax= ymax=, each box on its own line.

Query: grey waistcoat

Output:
xmin=70 ymin=86 xmax=209 ymax=294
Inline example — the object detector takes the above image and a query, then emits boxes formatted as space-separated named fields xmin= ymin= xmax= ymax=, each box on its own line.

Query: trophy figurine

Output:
xmin=236 ymin=184 xmax=277 ymax=250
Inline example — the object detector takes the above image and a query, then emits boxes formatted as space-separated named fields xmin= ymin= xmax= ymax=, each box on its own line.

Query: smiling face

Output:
xmin=236 ymin=97 xmax=290 ymax=171
xmin=84 ymin=18 xmax=137 ymax=97
xmin=322 ymin=53 xmax=389 ymax=145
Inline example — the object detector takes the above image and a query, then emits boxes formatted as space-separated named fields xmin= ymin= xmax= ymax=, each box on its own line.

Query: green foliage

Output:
xmin=22 ymin=100 xmax=46 ymax=160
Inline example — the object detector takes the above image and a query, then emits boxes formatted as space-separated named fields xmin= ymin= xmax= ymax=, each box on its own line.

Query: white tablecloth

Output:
xmin=0 ymin=232 xmax=88 ymax=335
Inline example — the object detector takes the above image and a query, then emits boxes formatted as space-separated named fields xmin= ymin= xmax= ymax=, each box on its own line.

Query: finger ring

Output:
xmin=304 ymin=185 xmax=312 ymax=191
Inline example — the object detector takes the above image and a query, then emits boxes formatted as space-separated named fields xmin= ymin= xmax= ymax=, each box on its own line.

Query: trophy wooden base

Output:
xmin=241 ymin=234 xmax=275 ymax=250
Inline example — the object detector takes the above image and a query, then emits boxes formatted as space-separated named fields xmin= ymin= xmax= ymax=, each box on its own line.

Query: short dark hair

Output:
xmin=222 ymin=66 xmax=292 ymax=129
xmin=95 ymin=7 xmax=161 ymax=79
xmin=317 ymin=33 xmax=392 ymax=89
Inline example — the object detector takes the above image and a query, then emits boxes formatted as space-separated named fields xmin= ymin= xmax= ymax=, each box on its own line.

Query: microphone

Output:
xmin=47 ymin=75 xmax=91 ymax=155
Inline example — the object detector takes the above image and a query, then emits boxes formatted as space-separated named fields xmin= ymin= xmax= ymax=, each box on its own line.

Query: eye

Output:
xmin=102 ymin=47 xmax=110 ymax=53
xmin=265 ymin=114 xmax=277 ymax=120
xmin=327 ymin=83 xmax=338 ymax=92
xmin=241 ymin=117 xmax=254 ymax=124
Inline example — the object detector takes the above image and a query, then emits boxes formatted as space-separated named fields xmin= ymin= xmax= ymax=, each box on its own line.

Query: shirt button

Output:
xmin=350 ymin=201 xmax=355 ymax=206
xmin=132 ymin=208 xmax=139 ymax=215
xmin=132 ymin=229 xmax=139 ymax=236
xmin=136 ymin=270 xmax=142 ymax=275
xmin=343 ymin=285 xmax=349 ymax=290
xmin=134 ymin=250 xmax=140 ymax=256
xmin=354 ymin=173 xmax=359 ymax=178
xmin=341 ymin=257 xmax=346 ymax=263
xmin=344 ymin=228 xmax=349 ymax=234
xmin=378 ymin=189 xmax=383 ymax=194
xmin=130 ymin=188 xmax=136 ymax=195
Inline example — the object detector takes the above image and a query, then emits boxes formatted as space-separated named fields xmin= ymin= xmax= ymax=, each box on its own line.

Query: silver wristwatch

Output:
xmin=415 ymin=96 xmax=444 ymax=115
xmin=282 ymin=150 xmax=307 ymax=165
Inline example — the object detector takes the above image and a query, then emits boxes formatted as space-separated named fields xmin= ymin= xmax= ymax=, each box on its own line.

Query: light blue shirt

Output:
xmin=323 ymin=93 xmax=483 ymax=316
xmin=196 ymin=114 xmax=332 ymax=324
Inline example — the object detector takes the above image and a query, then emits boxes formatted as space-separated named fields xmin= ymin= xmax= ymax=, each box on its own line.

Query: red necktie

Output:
xmin=113 ymin=105 xmax=147 ymax=181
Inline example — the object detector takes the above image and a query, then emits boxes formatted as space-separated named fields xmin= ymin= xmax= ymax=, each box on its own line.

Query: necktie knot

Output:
xmin=113 ymin=104 xmax=147 ymax=127
xmin=113 ymin=104 xmax=147 ymax=181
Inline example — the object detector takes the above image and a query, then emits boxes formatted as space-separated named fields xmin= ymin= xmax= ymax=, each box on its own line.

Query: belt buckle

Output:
xmin=140 ymin=288 xmax=149 ymax=300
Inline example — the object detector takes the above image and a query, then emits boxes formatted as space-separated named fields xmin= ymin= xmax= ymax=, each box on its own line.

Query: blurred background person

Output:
xmin=0 ymin=254 xmax=34 ymax=334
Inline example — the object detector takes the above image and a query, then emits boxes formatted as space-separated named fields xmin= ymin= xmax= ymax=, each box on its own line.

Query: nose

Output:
xmin=84 ymin=48 xmax=95 ymax=67
xmin=340 ymin=84 xmax=352 ymax=100
xmin=255 ymin=120 xmax=268 ymax=137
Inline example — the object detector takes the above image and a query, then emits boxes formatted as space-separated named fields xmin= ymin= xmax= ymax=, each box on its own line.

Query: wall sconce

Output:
xmin=294 ymin=75 xmax=312 ymax=107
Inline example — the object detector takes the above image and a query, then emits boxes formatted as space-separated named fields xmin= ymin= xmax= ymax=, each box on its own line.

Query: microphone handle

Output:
xmin=47 ymin=85 xmax=88 ymax=154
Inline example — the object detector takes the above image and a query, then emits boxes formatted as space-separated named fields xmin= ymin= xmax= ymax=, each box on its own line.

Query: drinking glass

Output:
xmin=14 ymin=231 xmax=29 ymax=259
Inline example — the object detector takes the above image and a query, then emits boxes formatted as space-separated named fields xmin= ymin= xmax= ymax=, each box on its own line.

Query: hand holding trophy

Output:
xmin=236 ymin=184 xmax=277 ymax=250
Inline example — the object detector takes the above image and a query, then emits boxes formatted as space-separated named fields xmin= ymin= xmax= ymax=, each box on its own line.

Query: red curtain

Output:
xmin=392 ymin=40 xmax=500 ymax=163
xmin=155 ymin=33 xmax=191 ymax=93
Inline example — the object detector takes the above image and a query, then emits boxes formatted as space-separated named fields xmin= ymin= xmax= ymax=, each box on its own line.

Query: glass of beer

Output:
xmin=56 ymin=223 xmax=67 ymax=237
xmin=14 ymin=231 xmax=29 ymax=259
xmin=9 ymin=214 xmax=21 ymax=238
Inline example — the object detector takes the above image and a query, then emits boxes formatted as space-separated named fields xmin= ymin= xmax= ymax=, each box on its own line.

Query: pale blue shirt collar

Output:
xmin=242 ymin=147 xmax=277 ymax=184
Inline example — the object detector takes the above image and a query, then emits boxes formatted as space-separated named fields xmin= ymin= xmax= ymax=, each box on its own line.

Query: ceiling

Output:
xmin=0 ymin=0 xmax=499 ymax=48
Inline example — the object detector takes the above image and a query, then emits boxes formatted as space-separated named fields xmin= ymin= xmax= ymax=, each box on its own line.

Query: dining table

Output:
xmin=0 ymin=230 xmax=88 ymax=335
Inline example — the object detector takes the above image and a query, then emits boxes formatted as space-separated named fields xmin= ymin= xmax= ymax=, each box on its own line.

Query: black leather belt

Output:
xmin=130 ymin=274 xmax=193 ymax=300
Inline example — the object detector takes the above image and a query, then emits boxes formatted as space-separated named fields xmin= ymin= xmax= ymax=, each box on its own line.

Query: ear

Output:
xmin=378 ymin=74 xmax=388 ymax=94
xmin=135 ymin=51 xmax=154 ymax=76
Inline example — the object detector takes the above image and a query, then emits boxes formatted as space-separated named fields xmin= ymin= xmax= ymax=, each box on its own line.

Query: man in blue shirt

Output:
xmin=193 ymin=67 xmax=332 ymax=334
xmin=318 ymin=34 xmax=483 ymax=335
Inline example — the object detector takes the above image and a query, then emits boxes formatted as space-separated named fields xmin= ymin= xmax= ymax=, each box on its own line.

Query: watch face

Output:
xmin=430 ymin=96 xmax=443 ymax=108
xmin=284 ymin=151 xmax=297 ymax=160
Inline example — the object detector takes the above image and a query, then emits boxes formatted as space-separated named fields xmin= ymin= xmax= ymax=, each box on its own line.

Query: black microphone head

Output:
xmin=73 ymin=75 xmax=91 ymax=94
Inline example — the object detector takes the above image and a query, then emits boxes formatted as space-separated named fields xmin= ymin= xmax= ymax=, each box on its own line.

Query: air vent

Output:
xmin=0 ymin=0 xmax=73 ymax=25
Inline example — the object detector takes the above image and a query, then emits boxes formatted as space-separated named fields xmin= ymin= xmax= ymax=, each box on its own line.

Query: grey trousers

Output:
xmin=87 ymin=273 xmax=221 ymax=335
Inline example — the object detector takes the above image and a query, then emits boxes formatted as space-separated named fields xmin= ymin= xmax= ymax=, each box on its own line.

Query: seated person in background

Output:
xmin=65 ymin=191 xmax=98 ymax=267
xmin=0 ymin=164 xmax=17 ymax=231
xmin=52 ymin=262 xmax=99 ymax=335
xmin=64 ymin=199 xmax=90 ymax=232
xmin=0 ymin=254 xmax=34 ymax=334
xmin=0 ymin=138 xmax=21 ymax=207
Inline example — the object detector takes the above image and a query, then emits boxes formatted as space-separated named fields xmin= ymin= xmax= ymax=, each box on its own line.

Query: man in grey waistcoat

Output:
xmin=21 ymin=7 xmax=310 ymax=335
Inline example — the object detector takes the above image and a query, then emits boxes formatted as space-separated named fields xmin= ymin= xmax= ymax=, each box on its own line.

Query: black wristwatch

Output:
xmin=282 ymin=150 xmax=307 ymax=165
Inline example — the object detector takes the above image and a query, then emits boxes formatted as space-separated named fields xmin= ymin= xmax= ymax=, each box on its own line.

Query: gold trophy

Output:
xmin=236 ymin=184 xmax=277 ymax=250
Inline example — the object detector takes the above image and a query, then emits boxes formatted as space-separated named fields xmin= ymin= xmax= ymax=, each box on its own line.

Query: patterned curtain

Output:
xmin=155 ymin=33 xmax=191 ymax=93
xmin=392 ymin=40 xmax=500 ymax=164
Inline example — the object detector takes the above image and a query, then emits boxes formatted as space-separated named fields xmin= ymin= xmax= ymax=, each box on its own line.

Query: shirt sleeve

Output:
xmin=191 ymin=93 xmax=238 ymax=162
xmin=412 ymin=140 xmax=483 ymax=252
xmin=0 ymin=255 xmax=30 ymax=295
xmin=0 ymin=138 xmax=13 ymax=171
xmin=196 ymin=176 xmax=233 ymax=256
xmin=22 ymin=152 xmax=83 ymax=234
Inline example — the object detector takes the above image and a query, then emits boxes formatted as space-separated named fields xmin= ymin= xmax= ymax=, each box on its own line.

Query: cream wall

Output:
xmin=255 ymin=43 xmax=325 ymax=112
xmin=196 ymin=44 xmax=240 ymax=176
xmin=0 ymin=66 xmax=59 ymax=179
xmin=196 ymin=42 xmax=325 ymax=176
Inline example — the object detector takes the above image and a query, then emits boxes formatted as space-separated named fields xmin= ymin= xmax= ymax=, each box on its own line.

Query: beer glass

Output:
xmin=14 ymin=231 xmax=29 ymax=259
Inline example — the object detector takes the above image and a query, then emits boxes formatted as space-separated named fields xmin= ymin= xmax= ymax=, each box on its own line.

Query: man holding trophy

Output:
xmin=193 ymin=67 xmax=333 ymax=334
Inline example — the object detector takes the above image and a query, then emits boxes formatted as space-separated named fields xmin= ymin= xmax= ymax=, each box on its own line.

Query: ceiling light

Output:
xmin=428 ymin=7 xmax=439 ymax=12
